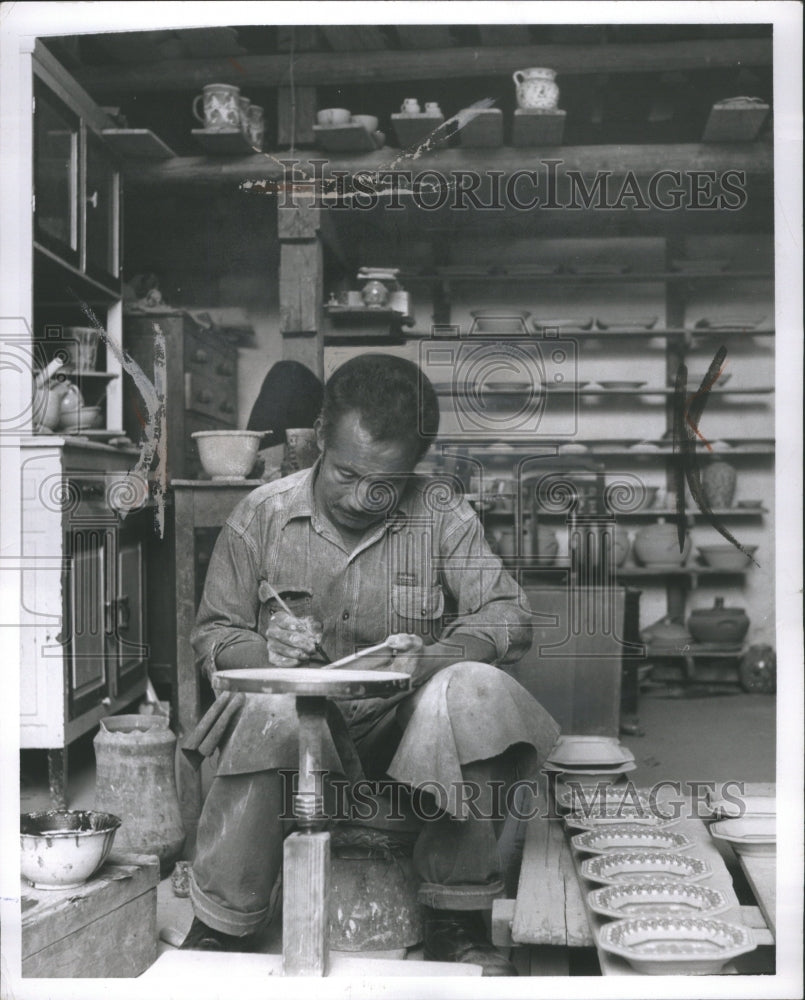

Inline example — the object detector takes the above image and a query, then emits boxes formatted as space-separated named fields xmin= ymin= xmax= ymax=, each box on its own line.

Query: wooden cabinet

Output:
xmin=20 ymin=441 xmax=149 ymax=806
xmin=33 ymin=47 xmax=121 ymax=295
xmin=123 ymin=311 xmax=238 ymax=480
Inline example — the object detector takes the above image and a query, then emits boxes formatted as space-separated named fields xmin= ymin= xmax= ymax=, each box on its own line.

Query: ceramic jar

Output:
xmin=640 ymin=615 xmax=693 ymax=653
xmin=633 ymin=520 xmax=691 ymax=566
xmin=702 ymin=459 xmax=737 ymax=509
xmin=512 ymin=67 xmax=560 ymax=110
xmin=361 ymin=280 xmax=390 ymax=308
xmin=687 ymin=597 xmax=750 ymax=644
xmin=94 ymin=715 xmax=185 ymax=876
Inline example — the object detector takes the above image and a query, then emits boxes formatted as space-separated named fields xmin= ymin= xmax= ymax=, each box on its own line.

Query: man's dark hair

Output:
xmin=320 ymin=354 xmax=439 ymax=462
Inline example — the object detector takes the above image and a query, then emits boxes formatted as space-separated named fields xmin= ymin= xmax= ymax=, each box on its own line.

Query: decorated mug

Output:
xmin=425 ymin=102 xmax=442 ymax=115
xmin=401 ymin=98 xmax=421 ymax=114
xmin=192 ymin=83 xmax=241 ymax=129
xmin=512 ymin=67 xmax=560 ymax=111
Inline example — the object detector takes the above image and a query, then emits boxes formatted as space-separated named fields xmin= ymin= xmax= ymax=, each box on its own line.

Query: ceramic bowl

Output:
xmin=697 ymin=544 xmax=757 ymax=570
xmin=597 ymin=916 xmax=755 ymax=974
xmin=580 ymin=851 xmax=709 ymax=885
xmin=351 ymin=114 xmax=379 ymax=133
xmin=547 ymin=735 xmax=635 ymax=767
xmin=59 ymin=405 xmax=102 ymax=431
xmin=316 ymin=108 xmax=351 ymax=126
xmin=710 ymin=815 xmax=776 ymax=857
xmin=587 ymin=882 xmax=730 ymax=920
xmin=192 ymin=430 xmax=264 ymax=480
xmin=21 ymin=809 xmax=121 ymax=889
xmin=572 ymin=824 xmax=694 ymax=855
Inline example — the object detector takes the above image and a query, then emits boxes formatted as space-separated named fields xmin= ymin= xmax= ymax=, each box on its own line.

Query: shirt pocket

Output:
xmin=257 ymin=579 xmax=313 ymax=634
xmin=391 ymin=583 xmax=445 ymax=638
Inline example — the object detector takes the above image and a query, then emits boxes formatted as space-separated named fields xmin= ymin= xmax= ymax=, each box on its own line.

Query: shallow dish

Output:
xmin=736 ymin=499 xmax=763 ymax=510
xmin=580 ymin=851 xmax=709 ymax=885
xmin=597 ymin=380 xmax=648 ymax=391
xmin=688 ymin=313 xmax=766 ymax=330
xmin=543 ymin=760 xmax=637 ymax=778
xmin=547 ymin=735 xmax=635 ymax=767
xmin=572 ymin=824 xmax=694 ymax=855
xmin=530 ymin=316 xmax=594 ymax=332
xmin=704 ymin=792 xmax=775 ymax=819
xmin=710 ymin=815 xmax=775 ymax=857
xmin=587 ymin=882 xmax=730 ymax=920
xmin=697 ymin=544 xmax=757 ymax=570
xmin=566 ymin=803 xmax=680 ymax=831
xmin=21 ymin=809 xmax=121 ymax=889
xmin=555 ymin=785 xmax=651 ymax=815
xmin=595 ymin=316 xmax=659 ymax=331
xmin=597 ymin=916 xmax=755 ymax=974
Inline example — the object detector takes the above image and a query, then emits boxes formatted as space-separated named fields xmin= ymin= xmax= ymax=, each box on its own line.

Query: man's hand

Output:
xmin=265 ymin=612 xmax=323 ymax=668
xmin=356 ymin=633 xmax=425 ymax=681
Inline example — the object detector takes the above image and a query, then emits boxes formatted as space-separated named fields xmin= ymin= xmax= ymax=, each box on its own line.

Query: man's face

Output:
xmin=314 ymin=410 xmax=415 ymax=532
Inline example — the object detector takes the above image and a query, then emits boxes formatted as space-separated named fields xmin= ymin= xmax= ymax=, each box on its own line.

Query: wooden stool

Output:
xmin=214 ymin=667 xmax=411 ymax=975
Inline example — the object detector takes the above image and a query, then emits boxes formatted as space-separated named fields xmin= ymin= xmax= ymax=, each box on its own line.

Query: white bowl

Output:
xmin=587 ymin=882 xmax=730 ymax=920
xmin=710 ymin=815 xmax=776 ymax=856
xmin=192 ymin=430 xmax=264 ymax=479
xmin=697 ymin=544 xmax=757 ymax=570
xmin=21 ymin=810 xmax=121 ymax=889
xmin=547 ymin=735 xmax=635 ymax=767
xmin=598 ymin=916 xmax=755 ymax=974
xmin=59 ymin=405 xmax=102 ymax=431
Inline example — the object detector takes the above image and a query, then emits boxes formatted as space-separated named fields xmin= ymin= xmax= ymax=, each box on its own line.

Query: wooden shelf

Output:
xmin=192 ymin=128 xmax=256 ymax=155
xmin=434 ymin=385 xmax=774 ymax=396
xmin=403 ymin=270 xmax=773 ymax=284
xmin=101 ymin=128 xmax=176 ymax=160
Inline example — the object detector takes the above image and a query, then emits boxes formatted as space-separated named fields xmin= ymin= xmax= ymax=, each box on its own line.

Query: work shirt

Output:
xmin=192 ymin=464 xmax=533 ymax=679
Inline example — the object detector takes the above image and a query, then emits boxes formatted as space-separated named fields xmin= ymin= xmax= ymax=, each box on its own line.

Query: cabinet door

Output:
xmin=67 ymin=529 xmax=107 ymax=719
xmin=33 ymin=79 xmax=80 ymax=267
xmin=109 ymin=532 xmax=147 ymax=697
xmin=84 ymin=130 xmax=120 ymax=286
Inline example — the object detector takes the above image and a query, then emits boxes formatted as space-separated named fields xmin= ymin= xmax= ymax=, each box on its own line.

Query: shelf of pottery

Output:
xmin=406 ymin=232 xmax=776 ymax=661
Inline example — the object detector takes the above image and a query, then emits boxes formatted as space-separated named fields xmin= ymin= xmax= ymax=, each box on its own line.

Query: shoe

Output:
xmin=180 ymin=917 xmax=258 ymax=952
xmin=422 ymin=907 xmax=517 ymax=977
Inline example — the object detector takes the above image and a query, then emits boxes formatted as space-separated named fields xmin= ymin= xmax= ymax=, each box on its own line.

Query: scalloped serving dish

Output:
xmin=580 ymin=851 xmax=710 ymax=885
xmin=572 ymin=824 xmax=694 ymax=855
xmin=710 ymin=815 xmax=776 ymax=857
xmin=587 ymin=882 xmax=730 ymax=920
xmin=544 ymin=760 xmax=637 ymax=777
xmin=566 ymin=801 xmax=680 ymax=830
xmin=597 ymin=916 xmax=755 ymax=974
xmin=555 ymin=785 xmax=650 ymax=814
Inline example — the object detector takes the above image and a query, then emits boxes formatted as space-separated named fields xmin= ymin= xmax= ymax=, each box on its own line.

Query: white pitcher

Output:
xmin=512 ymin=68 xmax=559 ymax=111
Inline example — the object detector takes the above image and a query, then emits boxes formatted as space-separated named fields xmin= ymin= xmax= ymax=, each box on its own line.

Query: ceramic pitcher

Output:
xmin=512 ymin=67 xmax=560 ymax=110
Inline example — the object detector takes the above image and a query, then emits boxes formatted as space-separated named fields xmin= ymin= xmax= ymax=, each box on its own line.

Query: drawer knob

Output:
xmin=193 ymin=349 xmax=209 ymax=364
xmin=196 ymin=388 xmax=213 ymax=404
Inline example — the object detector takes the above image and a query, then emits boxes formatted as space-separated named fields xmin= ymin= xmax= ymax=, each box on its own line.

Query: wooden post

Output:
xmin=277 ymin=86 xmax=317 ymax=147
xmin=282 ymin=831 xmax=331 ymax=976
xmin=278 ymin=191 xmax=324 ymax=378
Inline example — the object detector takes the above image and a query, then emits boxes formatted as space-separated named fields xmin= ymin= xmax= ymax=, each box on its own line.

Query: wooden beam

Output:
xmin=282 ymin=832 xmax=330 ymax=976
xmin=320 ymin=26 xmax=387 ymax=51
xmin=277 ymin=85 xmax=317 ymax=147
xmin=479 ymin=26 xmax=532 ymax=46
xmin=396 ymin=26 xmax=455 ymax=49
xmin=74 ymin=38 xmax=772 ymax=93
xmin=126 ymin=142 xmax=774 ymax=187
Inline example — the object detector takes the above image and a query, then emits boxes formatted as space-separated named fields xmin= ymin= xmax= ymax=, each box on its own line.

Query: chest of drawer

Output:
xmin=183 ymin=333 xmax=237 ymax=423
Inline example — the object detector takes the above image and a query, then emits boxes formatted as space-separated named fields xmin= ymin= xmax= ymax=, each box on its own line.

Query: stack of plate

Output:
xmin=544 ymin=735 xmax=636 ymax=778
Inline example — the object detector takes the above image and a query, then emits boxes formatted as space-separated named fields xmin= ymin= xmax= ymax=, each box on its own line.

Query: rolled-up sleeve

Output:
xmin=436 ymin=503 xmax=533 ymax=664
xmin=191 ymin=521 xmax=269 ymax=679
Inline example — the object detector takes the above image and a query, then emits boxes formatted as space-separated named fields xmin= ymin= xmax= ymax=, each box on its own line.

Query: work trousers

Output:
xmin=190 ymin=662 xmax=557 ymax=936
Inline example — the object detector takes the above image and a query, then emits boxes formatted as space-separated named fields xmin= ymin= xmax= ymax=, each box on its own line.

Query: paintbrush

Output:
xmin=319 ymin=640 xmax=395 ymax=671
xmin=263 ymin=580 xmax=331 ymax=663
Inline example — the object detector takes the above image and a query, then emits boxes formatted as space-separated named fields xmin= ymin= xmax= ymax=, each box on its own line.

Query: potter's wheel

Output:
xmin=213 ymin=666 xmax=411 ymax=699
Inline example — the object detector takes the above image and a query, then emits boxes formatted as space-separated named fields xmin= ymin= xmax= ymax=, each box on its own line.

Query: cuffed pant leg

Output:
xmin=413 ymin=756 xmax=513 ymax=910
xmin=190 ymin=771 xmax=286 ymax=936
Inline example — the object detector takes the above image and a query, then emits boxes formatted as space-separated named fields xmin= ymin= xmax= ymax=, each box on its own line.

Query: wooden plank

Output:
xmin=702 ymin=101 xmax=770 ymax=142
xmin=740 ymin=856 xmax=776 ymax=935
xmin=512 ymin=812 xmax=594 ymax=948
xmin=128 ymin=143 xmax=774 ymax=188
xmin=21 ymin=854 xmax=158 ymax=954
xmin=278 ymin=194 xmax=321 ymax=240
xmin=102 ymin=128 xmax=176 ymax=160
xmin=192 ymin=128 xmax=256 ymax=155
xmin=512 ymin=109 xmax=567 ymax=147
xmin=391 ymin=113 xmax=446 ymax=149
xmin=74 ymin=39 xmax=773 ymax=93
xmin=283 ymin=832 xmax=331 ymax=975
xmin=277 ymin=86 xmax=317 ymax=147
xmin=279 ymin=241 xmax=323 ymax=334
xmin=740 ymin=904 xmax=774 ymax=945
xmin=396 ymin=26 xmax=455 ymax=49
xmin=458 ymin=108 xmax=503 ymax=148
